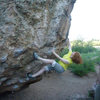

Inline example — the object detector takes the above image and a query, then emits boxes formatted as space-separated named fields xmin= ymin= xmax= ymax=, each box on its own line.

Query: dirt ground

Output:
xmin=0 ymin=70 xmax=96 ymax=100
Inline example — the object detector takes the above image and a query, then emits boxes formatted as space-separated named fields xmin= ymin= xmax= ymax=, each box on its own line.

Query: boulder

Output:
xmin=0 ymin=0 xmax=76 ymax=93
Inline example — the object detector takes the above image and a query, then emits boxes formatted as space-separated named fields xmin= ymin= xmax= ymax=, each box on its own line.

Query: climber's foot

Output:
xmin=33 ymin=52 xmax=39 ymax=60
xmin=27 ymin=73 xmax=36 ymax=80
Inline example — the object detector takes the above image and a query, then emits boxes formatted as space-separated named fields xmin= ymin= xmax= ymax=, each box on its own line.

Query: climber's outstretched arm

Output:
xmin=52 ymin=51 xmax=69 ymax=64
xmin=68 ymin=40 xmax=72 ymax=51
xmin=66 ymin=38 xmax=72 ymax=51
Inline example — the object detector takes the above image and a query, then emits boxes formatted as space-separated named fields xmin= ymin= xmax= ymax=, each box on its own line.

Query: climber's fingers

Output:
xmin=65 ymin=38 xmax=69 ymax=45
xmin=47 ymin=47 xmax=56 ymax=55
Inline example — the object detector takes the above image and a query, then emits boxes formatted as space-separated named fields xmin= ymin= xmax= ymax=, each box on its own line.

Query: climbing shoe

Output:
xmin=27 ymin=73 xmax=33 ymax=78
xmin=33 ymin=52 xmax=39 ymax=60
xmin=26 ymin=73 xmax=36 ymax=80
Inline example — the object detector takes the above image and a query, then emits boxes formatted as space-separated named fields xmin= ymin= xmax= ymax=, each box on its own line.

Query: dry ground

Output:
xmin=0 ymin=70 xmax=97 ymax=100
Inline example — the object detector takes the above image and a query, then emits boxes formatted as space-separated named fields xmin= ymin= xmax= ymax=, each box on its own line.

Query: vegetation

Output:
xmin=69 ymin=56 xmax=95 ymax=77
xmin=89 ymin=39 xmax=100 ymax=46
xmin=72 ymin=39 xmax=100 ymax=46
xmin=72 ymin=40 xmax=97 ymax=53
xmin=59 ymin=40 xmax=100 ymax=77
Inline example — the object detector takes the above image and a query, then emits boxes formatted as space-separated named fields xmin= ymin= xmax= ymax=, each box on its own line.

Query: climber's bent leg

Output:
xmin=33 ymin=52 xmax=54 ymax=64
xmin=36 ymin=55 xmax=65 ymax=73
xmin=38 ymin=57 xmax=55 ymax=64
xmin=29 ymin=62 xmax=65 ymax=78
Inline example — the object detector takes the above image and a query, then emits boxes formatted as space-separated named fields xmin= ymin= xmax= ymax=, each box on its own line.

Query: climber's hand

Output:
xmin=48 ymin=47 xmax=56 ymax=55
xmin=65 ymin=38 xmax=69 ymax=45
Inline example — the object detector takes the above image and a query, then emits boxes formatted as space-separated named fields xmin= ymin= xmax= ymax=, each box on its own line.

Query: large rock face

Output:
xmin=0 ymin=0 xmax=76 ymax=93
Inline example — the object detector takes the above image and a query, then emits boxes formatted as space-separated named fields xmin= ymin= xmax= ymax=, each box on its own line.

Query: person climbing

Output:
xmin=27 ymin=39 xmax=82 ymax=79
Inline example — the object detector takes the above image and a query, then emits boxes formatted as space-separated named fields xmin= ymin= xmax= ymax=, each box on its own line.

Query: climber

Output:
xmin=27 ymin=39 xmax=82 ymax=79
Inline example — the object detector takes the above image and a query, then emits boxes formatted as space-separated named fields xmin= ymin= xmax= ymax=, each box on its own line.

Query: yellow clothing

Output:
xmin=58 ymin=51 xmax=73 ymax=70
